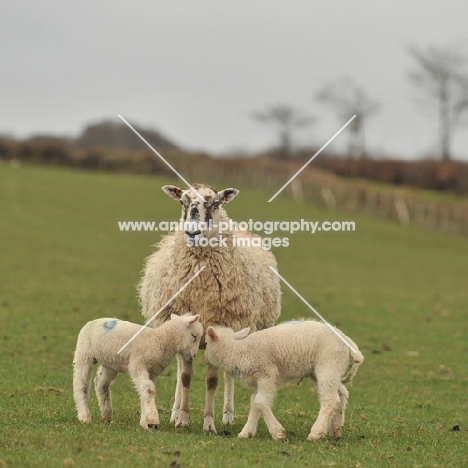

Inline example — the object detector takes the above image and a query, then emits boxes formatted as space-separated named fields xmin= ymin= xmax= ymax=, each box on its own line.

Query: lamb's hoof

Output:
xmin=307 ymin=432 xmax=325 ymax=441
xmin=331 ymin=429 xmax=342 ymax=439
xmin=238 ymin=431 xmax=255 ymax=439
xmin=272 ymin=429 xmax=287 ymax=441
xmin=175 ymin=411 xmax=190 ymax=428
xmin=147 ymin=424 xmax=159 ymax=430
xmin=170 ymin=410 xmax=179 ymax=424
xmin=203 ymin=416 xmax=217 ymax=434
xmin=78 ymin=416 xmax=91 ymax=424
xmin=222 ymin=411 xmax=234 ymax=425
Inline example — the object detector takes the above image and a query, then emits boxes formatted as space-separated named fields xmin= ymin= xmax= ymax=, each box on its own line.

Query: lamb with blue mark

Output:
xmin=73 ymin=313 xmax=203 ymax=429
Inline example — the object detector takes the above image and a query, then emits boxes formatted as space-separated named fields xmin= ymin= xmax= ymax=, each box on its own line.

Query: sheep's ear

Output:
xmin=162 ymin=185 xmax=183 ymax=201
xmin=218 ymin=188 xmax=239 ymax=205
xmin=185 ymin=314 xmax=200 ymax=327
xmin=206 ymin=326 xmax=217 ymax=342
xmin=234 ymin=327 xmax=250 ymax=340
xmin=170 ymin=314 xmax=179 ymax=320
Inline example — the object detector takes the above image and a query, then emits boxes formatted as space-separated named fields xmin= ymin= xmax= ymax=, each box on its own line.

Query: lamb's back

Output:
xmin=238 ymin=321 xmax=349 ymax=380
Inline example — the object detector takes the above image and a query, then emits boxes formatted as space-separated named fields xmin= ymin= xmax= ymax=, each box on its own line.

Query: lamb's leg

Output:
xmin=222 ymin=371 xmax=235 ymax=425
xmin=94 ymin=365 xmax=117 ymax=423
xmin=170 ymin=354 xmax=183 ymax=424
xmin=73 ymin=359 xmax=94 ymax=423
xmin=130 ymin=369 xmax=159 ymax=429
xmin=329 ymin=384 xmax=349 ymax=439
xmin=238 ymin=391 xmax=261 ymax=438
xmin=175 ymin=357 xmax=193 ymax=428
xmin=203 ymin=364 xmax=218 ymax=433
xmin=308 ymin=378 xmax=341 ymax=441
xmin=253 ymin=382 xmax=286 ymax=440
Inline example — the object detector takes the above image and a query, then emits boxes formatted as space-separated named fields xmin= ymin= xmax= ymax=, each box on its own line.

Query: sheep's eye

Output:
xmin=204 ymin=198 xmax=217 ymax=207
xmin=192 ymin=334 xmax=198 ymax=343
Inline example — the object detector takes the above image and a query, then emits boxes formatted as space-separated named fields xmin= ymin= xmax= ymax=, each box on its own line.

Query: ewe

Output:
xmin=204 ymin=320 xmax=363 ymax=441
xmin=139 ymin=184 xmax=281 ymax=432
xmin=73 ymin=313 xmax=202 ymax=429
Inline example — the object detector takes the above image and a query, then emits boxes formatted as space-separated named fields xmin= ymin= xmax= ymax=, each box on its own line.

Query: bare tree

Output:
xmin=316 ymin=76 xmax=380 ymax=158
xmin=408 ymin=43 xmax=468 ymax=161
xmin=253 ymin=105 xmax=314 ymax=159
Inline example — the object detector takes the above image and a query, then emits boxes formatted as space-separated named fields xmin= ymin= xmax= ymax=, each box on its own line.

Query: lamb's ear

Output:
xmin=234 ymin=327 xmax=250 ymax=340
xmin=206 ymin=326 xmax=217 ymax=342
xmin=185 ymin=314 xmax=200 ymax=327
xmin=162 ymin=185 xmax=183 ymax=201
xmin=218 ymin=188 xmax=239 ymax=205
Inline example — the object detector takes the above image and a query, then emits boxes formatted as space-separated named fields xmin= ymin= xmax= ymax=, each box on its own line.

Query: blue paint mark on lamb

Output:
xmin=102 ymin=319 xmax=118 ymax=333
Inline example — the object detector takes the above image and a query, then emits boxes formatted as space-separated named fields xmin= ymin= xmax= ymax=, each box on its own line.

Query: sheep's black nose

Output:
xmin=185 ymin=231 xmax=201 ymax=238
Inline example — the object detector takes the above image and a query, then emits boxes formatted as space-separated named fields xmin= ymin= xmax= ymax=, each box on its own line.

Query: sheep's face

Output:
xmin=204 ymin=326 xmax=250 ymax=367
xmin=172 ymin=314 xmax=204 ymax=362
xmin=162 ymin=184 xmax=239 ymax=246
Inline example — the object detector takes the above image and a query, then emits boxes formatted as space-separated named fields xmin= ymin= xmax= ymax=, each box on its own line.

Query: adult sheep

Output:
xmin=139 ymin=183 xmax=281 ymax=433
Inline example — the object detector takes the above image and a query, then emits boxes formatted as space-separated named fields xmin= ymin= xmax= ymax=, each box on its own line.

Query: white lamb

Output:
xmin=204 ymin=319 xmax=363 ymax=441
xmin=139 ymin=183 xmax=281 ymax=433
xmin=73 ymin=313 xmax=203 ymax=429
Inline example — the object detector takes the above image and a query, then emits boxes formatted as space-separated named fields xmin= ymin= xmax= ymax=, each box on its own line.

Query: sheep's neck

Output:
xmin=149 ymin=325 xmax=182 ymax=367
xmin=215 ymin=340 xmax=244 ymax=369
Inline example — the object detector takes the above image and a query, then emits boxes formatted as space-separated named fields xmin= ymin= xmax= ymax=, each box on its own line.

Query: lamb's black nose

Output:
xmin=185 ymin=230 xmax=201 ymax=238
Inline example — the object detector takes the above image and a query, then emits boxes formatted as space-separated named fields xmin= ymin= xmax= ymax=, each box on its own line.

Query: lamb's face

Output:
xmin=173 ymin=314 xmax=204 ymax=362
xmin=162 ymin=184 xmax=239 ymax=245
xmin=181 ymin=322 xmax=204 ymax=362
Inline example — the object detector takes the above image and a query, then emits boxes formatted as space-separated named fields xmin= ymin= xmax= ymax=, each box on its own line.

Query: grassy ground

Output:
xmin=0 ymin=162 xmax=467 ymax=468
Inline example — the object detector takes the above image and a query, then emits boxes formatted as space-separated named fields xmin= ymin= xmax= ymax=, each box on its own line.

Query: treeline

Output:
xmin=2 ymin=136 xmax=468 ymax=197
xmin=0 ymin=136 xmax=188 ymax=176
xmin=300 ymin=152 xmax=468 ymax=196
xmin=76 ymin=120 xmax=179 ymax=152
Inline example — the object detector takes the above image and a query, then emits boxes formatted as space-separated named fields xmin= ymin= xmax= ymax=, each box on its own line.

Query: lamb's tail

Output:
xmin=341 ymin=340 xmax=364 ymax=385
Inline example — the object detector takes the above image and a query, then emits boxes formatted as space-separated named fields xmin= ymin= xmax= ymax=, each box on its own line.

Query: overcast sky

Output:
xmin=2 ymin=1 xmax=468 ymax=159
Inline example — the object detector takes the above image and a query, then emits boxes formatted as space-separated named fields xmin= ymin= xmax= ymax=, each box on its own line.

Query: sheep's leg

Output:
xmin=308 ymin=378 xmax=341 ymax=441
xmin=130 ymin=369 xmax=159 ymax=429
xmin=170 ymin=354 xmax=183 ymax=424
xmin=203 ymin=364 xmax=218 ymax=433
xmin=73 ymin=359 xmax=94 ymax=423
xmin=329 ymin=384 xmax=349 ymax=439
xmin=175 ymin=357 xmax=193 ymax=428
xmin=238 ymin=391 xmax=261 ymax=438
xmin=222 ymin=371 xmax=235 ymax=425
xmin=253 ymin=382 xmax=286 ymax=440
xmin=94 ymin=365 xmax=117 ymax=423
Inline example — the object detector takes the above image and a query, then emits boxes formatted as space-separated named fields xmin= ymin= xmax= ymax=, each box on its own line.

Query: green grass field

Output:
xmin=1 ymin=163 xmax=467 ymax=467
